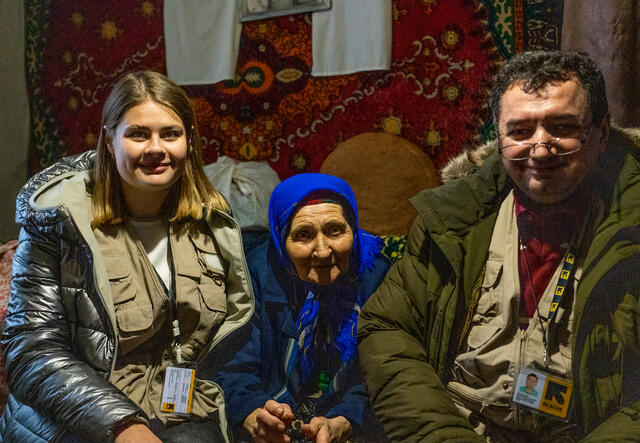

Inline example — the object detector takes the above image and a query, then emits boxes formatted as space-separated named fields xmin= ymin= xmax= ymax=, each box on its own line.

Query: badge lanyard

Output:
xmin=514 ymin=203 xmax=593 ymax=420
xmin=518 ymin=241 xmax=578 ymax=421
xmin=155 ymin=237 xmax=183 ymax=365
xmin=521 ymin=239 xmax=577 ymax=367
xmin=157 ymin=237 xmax=195 ymax=416
xmin=519 ymin=197 xmax=596 ymax=368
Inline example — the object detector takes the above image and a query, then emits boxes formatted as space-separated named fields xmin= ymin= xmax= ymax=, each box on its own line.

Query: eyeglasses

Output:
xmin=499 ymin=127 xmax=592 ymax=161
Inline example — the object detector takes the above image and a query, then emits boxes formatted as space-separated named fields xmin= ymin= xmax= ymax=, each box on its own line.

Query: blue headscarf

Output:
xmin=269 ymin=173 xmax=380 ymax=279
xmin=268 ymin=173 xmax=382 ymax=388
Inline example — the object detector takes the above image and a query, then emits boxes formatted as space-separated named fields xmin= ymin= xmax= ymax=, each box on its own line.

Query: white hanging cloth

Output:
xmin=204 ymin=157 xmax=281 ymax=230
xmin=163 ymin=0 xmax=242 ymax=85
xmin=311 ymin=0 xmax=392 ymax=76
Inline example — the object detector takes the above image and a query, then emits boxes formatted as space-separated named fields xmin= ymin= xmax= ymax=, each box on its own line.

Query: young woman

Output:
xmin=0 ymin=71 xmax=253 ymax=442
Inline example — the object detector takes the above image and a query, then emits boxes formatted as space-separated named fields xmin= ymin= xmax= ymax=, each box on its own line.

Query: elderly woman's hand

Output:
xmin=244 ymin=400 xmax=294 ymax=443
xmin=301 ymin=416 xmax=352 ymax=443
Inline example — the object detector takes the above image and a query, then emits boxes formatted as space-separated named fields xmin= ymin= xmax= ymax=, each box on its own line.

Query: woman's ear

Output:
xmin=104 ymin=126 xmax=114 ymax=154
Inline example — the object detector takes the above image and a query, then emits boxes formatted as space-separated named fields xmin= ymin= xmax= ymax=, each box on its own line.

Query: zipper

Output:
xmin=457 ymin=265 xmax=485 ymax=354
xmin=69 ymin=218 xmax=121 ymax=442
xmin=69 ymin=211 xmax=120 ymax=376
xmin=81 ymin=225 xmax=121 ymax=378
xmin=94 ymin=261 xmax=120 ymax=376
xmin=514 ymin=328 xmax=526 ymax=425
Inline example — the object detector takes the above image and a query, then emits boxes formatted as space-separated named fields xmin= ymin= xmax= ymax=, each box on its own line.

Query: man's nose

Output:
xmin=530 ymin=127 xmax=554 ymax=160
xmin=530 ymin=142 xmax=554 ymax=159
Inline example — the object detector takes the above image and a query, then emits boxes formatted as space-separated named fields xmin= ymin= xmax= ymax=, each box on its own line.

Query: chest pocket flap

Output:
xmin=105 ymin=255 xmax=136 ymax=304
xmin=467 ymin=260 xmax=504 ymax=349
xmin=475 ymin=260 xmax=503 ymax=319
xmin=176 ymin=230 xmax=228 ymax=347
xmin=104 ymin=254 xmax=153 ymax=333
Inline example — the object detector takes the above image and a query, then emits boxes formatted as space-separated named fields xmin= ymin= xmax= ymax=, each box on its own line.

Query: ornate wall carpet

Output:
xmin=25 ymin=0 xmax=562 ymax=177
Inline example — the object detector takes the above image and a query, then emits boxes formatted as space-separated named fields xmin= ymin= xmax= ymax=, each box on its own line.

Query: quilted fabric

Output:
xmin=0 ymin=240 xmax=18 ymax=413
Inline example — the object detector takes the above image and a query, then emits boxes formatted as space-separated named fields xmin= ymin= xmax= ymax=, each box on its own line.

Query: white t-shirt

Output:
xmin=129 ymin=218 xmax=171 ymax=291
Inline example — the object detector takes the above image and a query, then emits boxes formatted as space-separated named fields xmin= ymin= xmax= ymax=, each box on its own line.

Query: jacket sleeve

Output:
xmin=357 ymin=217 xmax=482 ymax=442
xmin=327 ymin=254 xmax=391 ymax=429
xmin=213 ymin=265 xmax=272 ymax=428
xmin=326 ymin=381 xmax=374 ymax=432
xmin=581 ymin=398 xmax=640 ymax=442
xmin=2 ymin=225 xmax=143 ymax=441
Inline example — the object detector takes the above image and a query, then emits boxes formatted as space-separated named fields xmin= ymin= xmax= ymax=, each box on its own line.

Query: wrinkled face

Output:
xmin=499 ymin=79 xmax=609 ymax=204
xmin=285 ymin=203 xmax=354 ymax=285
xmin=108 ymin=100 xmax=188 ymax=211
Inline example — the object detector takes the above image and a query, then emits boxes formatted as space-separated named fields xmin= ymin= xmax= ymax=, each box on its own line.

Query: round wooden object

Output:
xmin=320 ymin=132 xmax=438 ymax=236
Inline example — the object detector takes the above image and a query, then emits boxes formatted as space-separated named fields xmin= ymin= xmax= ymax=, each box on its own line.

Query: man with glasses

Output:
xmin=358 ymin=50 xmax=640 ymax=441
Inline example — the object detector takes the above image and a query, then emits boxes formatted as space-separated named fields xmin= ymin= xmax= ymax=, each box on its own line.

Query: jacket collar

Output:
xmin=411 ymin=149 xmax=508 ymax=236
xmin=410 ymin=149 xmax=509 ymax=274
xmin=18 ymin=150 xmax=96 ymax=225
xmin=411 ymin=128 xmax=640 ymax=270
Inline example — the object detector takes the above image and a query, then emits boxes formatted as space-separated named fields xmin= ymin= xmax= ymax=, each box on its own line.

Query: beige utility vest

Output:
xmin=94 ymin=220 xmax=227 ymax=425
xmin=446 ymin=191 xmax=596 ymax=434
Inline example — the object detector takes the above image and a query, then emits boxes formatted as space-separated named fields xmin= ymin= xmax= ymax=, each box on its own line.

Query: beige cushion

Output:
xmin=320 ymin=132 xmax=438 ymax=235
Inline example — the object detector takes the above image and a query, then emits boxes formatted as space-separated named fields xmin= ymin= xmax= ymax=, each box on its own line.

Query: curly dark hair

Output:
xmin=489 ymin=50 xmax=608 ymax=128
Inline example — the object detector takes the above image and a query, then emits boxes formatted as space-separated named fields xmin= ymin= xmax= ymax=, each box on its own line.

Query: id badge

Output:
xmin=513 ymin=367 xmax=573 ymax=420
xmin=160 ymin=366 xmax=196 ymax=415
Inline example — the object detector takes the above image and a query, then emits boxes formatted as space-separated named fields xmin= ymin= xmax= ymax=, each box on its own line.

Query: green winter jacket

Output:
xmin=357 ymin=127 xmax=640 ymax=442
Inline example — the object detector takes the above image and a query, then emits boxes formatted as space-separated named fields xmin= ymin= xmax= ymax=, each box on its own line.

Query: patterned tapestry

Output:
xmin=25 ymin=0 xmax=562 ymax=177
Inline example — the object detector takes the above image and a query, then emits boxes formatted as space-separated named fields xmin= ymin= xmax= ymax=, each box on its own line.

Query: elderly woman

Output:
xmin=215 ymin=173 xmax=390 ymax=442
xmin=0 ymin=71 xmax=253 ymax=442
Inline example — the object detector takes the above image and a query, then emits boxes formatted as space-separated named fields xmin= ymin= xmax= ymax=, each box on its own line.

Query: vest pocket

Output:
xmin=107 ymin=259 xmax=153 ymax=333
xmin=192 ymin=241 xmax=227 ymax=322
xmin=473 ymin=261 xmax=503 ymax=324
xmin=197 ymin=276 xmax=227 ymax=322
xmin=190 ymin=276 xmax=227 ymax=348
xmin=116 ymin=300 xmax=154 ymax=333
xmin=184 ymin=231 xmax=229 ymax=347
xmin=466 ymin=324 xmax=502 ymax=350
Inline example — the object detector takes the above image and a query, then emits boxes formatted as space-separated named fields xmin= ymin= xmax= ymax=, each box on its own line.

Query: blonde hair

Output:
xmin=92 ymin=71 xmax=228 ymax=226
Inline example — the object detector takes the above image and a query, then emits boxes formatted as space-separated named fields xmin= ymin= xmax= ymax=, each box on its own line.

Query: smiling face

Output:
xmin=499 ymin=79 xmax=609 ymax=205
xmin=108 ymin=100 xmax=188 ymax=217
xmin=285 ymin=203 xmax=354 ymax=285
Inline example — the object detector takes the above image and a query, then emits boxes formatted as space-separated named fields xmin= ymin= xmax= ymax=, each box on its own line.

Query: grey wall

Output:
xmin=0 ymin=0 xmax=28 ymax=241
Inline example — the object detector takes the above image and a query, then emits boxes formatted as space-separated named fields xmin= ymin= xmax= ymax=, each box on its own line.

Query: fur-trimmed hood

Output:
xmin=440 ymin=126 xmax=640 ymax=183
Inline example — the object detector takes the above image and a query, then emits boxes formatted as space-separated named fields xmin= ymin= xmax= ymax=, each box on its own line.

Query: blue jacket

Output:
xmin=214 ymin=240 xmax=390 ymax=435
